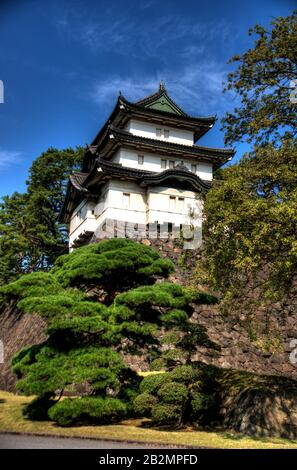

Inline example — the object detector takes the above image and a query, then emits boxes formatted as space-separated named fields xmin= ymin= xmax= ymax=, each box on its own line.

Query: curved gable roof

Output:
xmin=135 ymin=82 xmax=187 ymax=116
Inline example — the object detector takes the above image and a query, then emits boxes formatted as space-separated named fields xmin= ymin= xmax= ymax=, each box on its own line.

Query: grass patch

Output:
xmin=1 ymin=391 xmax=297 ymax=449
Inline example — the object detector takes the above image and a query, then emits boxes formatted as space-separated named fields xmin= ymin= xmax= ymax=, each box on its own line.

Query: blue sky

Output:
xmin=0 ymin=0 xmax=294 ymax=197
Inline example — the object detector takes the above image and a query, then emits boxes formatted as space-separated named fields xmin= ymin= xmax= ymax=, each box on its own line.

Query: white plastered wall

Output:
xmin=112 ymin=148 xmax=213 ymax=181
xmin=147 ymin=186 xmax=203 ymax=226
xmin=125 ymin=119 xmax=194 ymax=146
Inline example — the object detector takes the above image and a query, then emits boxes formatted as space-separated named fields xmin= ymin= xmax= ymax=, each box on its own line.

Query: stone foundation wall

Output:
xmin=0 ymin=303 xmax=47 ymax=392
xmin=144 ymin=239 xmax=297 ymax=380
xmin=0 ymin=239 xmax=296 ymax=391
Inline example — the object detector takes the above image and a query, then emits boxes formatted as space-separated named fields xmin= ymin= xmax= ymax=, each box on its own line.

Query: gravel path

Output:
xmin=0 ymin=433 xmax=162 ymax=449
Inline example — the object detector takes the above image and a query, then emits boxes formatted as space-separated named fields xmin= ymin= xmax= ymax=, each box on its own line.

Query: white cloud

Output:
xmin=90 ymin=61 xmax=233 ymax=117
xmin=54 ymin=9 xmax=235 ymax=61
xmin=0 ymin=149 xmax=21 ymax=168
xmin=53 ymin=6 xmax=238 ymax=117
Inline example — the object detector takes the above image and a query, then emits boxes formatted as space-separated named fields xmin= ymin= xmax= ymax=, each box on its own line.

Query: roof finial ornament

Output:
xmin=159 ymin=80 xmax=166 ymax=92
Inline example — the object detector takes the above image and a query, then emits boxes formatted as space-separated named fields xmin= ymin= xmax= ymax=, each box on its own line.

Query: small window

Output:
xmin=156 ymin=128 xmax=162 ymax=137
xmin=177 ymin=197 xmax=184 ymax=211
xmin=169 ymin=160 xmax=175 ymax=169
xmin=161 ymin=159 xmax=167 ymax=169
xmin=77 ymin=209 xmax=82 ymax=219
xmin=164 ymin=129 xmax=170 ymax=139
xmin=138 ymin=154 xmax=144 ymax=165
xmin=191 ymin=164 xmax=197 ymax=173
xmin=169 ymin=196 xmax=176 ymax=210
xmin=123 ymin=193 xmax=130 ymax=209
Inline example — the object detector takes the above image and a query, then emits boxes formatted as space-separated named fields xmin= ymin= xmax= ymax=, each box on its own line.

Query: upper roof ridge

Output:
xmin=134 ymin=84 xmax=187 ymax=116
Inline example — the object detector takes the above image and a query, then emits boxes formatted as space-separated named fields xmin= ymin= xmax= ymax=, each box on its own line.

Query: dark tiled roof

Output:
xmin=96 ymin=157 xmax=154 ymax=177
xmin=106 ymin=126 xmax=235 ymax=165
xmin=69 ymin=171 xmax=89 ymax=191
xmin=121 ymin=96 xmax=216 ymax=124
xmin=141 ymin=168 xmax=212 ymax=191
xmin=86 ymin=157 xmax=211 ymax=191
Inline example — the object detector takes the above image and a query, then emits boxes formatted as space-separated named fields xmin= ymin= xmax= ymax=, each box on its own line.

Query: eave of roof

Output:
xmin=59 ymin=171 xmax=89 ymax=223
xmin=84 ymin=158 xmax=212 ymax=191
xmin=140 ymin=168 xmax=212 ymax=191
xmin=98 ymin=126 xmax=234 ymax=169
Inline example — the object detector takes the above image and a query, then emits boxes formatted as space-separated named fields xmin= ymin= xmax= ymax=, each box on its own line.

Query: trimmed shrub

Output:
xmin=48 ymin=397 xmax=127 ymax=426
xmin=162 ymin=348 xmax=186 ymax=366
xmin=158 ymin=382 xmax=188 ymax=404
xmin=149 ymin=358 xmax=166 ymax=371
xmin=191 ymin=391 xmax=216 ymax=414
xmin=170 ymin=365 xmax=199 ymax=384
xmin=139 ymin=372 xmax=169 ymax=394
xmin=151 ymin=403 xmax=182 ymax=425
xmin=133 ymin=392 xmax=158 ymax=416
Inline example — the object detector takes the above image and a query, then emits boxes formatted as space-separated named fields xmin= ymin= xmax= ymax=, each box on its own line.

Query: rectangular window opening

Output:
xmin=156 ymin=128 xmax=162 ymax=137
xmin=161 ymin=159 xmax=167 ymax=169
xmin=164 ymin=129 xmax=170 ymax=139
xmin=169 ymin=160 xmax=175 ymax=169
xmin=191 ymin=164 xmax=197 ymax=173
xmin=169 ymin=196 xmax=176 ymax=210
xmin=138 ymin=154 xmax=144 ymax=165
xmin=177 ymin=197 xmax=185 ymax=211
xmin=123 ymin=192 xmax=130 ymax=209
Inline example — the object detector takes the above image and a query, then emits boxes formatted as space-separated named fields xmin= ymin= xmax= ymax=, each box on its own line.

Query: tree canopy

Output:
xmin=0 ymin=239 xmax=218 ymax=426
xmin=202 ymin=11 xmax=297 ymax=300
xmin=222 ymin=11 xmax=297 ymax=145
xmin=0 ymin=147 xmax=83 ymax=285
xmin=202 ymin=141 xmax=297 ymax=297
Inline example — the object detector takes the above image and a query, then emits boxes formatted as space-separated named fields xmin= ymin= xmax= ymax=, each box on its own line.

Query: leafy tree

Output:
xmin=202 ymin=12 xmax=297 ymax=301
xmin=202 ymin=140 xmax=297 ymax=297
xmin=0 ymin=147 xmax=83 ymax=285
xmin=0 ymin=239 xmax=217 ymax=426
xmin=222 ymin=11 xmax=297 ymax=145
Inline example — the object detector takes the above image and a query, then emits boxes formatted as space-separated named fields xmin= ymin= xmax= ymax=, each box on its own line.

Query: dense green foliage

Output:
xmin=134 ymin=365 xmax=218 ymax=426
xmin=203 ymin=141 xmax=297 ymax=296
xmin=0 ymin=147 xmax=83 ymax=285
xmin=52 ymin=238 xmax=174 ymax=300
xmin=48 ymin=397 xmax=127 ymax=427
xmin=222 ymin=11 xmax=297 ymax=145
xmin=1 ymin=239 xmax=216 ymax=425
xmin=203 ymin=12 xmax=297 ymax=300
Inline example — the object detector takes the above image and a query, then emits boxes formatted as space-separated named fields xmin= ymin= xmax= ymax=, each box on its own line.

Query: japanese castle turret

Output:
xmin=60 ymin=82 xmax=235 ymax=249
